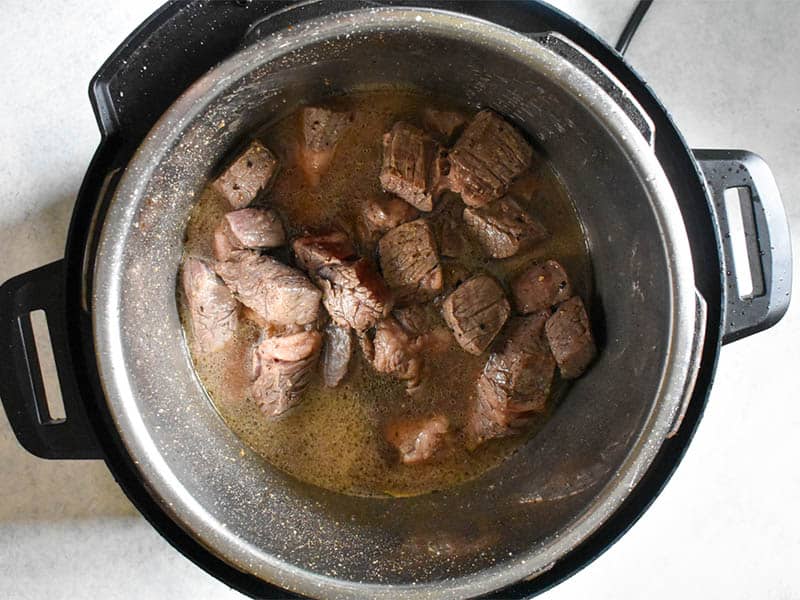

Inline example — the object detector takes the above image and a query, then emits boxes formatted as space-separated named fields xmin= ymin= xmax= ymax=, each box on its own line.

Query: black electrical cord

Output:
xmin=615 ymin=0 xmax=654 ymax=55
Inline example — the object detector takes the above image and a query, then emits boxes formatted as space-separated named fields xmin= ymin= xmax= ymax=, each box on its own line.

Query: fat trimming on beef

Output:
xmin=182 ymin=257 xmax=239 ymax=353
xmin=212 ymin=208 xmax=286 ymax=262
xmin=449 ymin=110 xmax=533 ymax=208
xmin=298 ymin=107 xmax=352 ymax=187
xmin=462 ymin=196 xmax=548 ymax=259
xmin=442 ymin=274 xmax=510 ymax=355
xmin=471 ymin=313 xmax=555 ymax=446
xmin=215 ymin=253 xmax=321 ymax=327
xmin=378 ymin=219 xmax=443 ymax=306
xmin=251 ymin=330 xmax=322 ymax=418
xmin=321 ymin=323 xmax=353 ymax=387
xmin=293 ymin=232 xmax=392 ymax=331
xmin=212 ymin=140 xmax=278 ymax=209
xmin=511 ymin=260 xmax=573 ymax=314
xmin=379 ymin=122 xmax=446 ymax=212
xmin=545 ymin=296 xmax=596 ymax=379
xmin=384 ymin=415 xmax=450 ymax=464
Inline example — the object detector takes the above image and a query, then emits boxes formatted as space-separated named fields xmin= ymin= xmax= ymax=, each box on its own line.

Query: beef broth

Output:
xmin=179 ymin=89 xmax=593 ymax=497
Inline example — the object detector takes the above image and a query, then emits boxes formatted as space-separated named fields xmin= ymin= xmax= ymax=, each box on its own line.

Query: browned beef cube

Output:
xmin=298 ymin=107 xmax=352 ymax=187
xmin=321 ymin=323 xmax=353 ymax=387
xmin=471 ymin=313 xmax=555 ymax=445
xmin=384 ymin=415 xmax=450 ymax=464
xmin=378 ymin=220 xmax=443 ymax=305
xmin=442 ymin=274 xmax=510 ymax=355
xmin=422 ymin=108 xmax=467 ymax=141
xmin=393 ymin=304 xmax=452 ymax=353
xmin=293 ymin=232 xmax=392 ymax=331
xmin=292 ymin=231 xmax=357 ymax=272
xmin=212 ymin=208 xmax=285 ymax=261
xmin=360 ymin=195 xmax=419 ymax=242
xmin=429 ymin=194 xmax=468 ymax=258
xmin=251 ymin=330 xmax=322 ymax=418
xmin=181 ymin=257 xmax=239 ymax=353
xmin=371 ymin=316 xmax=424 ymax=392
xmin=449 ymin=110 xmax=533 ymax=207
xmin=511 ymin=260 xmax=573 ymax=314
xmin=212 ymin=140 xmax=278 ymax=209
xmin=462 ymin=196 xmax=548 ymax=259
xmin=545 ymin=296 xmax=596 ymax=379
xmin=379 ymin=122 xmax=445 ymax=211
xmin=215 ymin=253 xmax=321 ymax=327
xmin=317 ymin=260 xmax=393 ymax=331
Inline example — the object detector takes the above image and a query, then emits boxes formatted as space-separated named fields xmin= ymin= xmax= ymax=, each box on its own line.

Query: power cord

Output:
xmin=615 ymin=0 xmax=654 ymax=55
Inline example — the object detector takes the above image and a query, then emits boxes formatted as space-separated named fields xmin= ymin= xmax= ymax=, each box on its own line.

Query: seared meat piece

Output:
xmin=293 ymin=232 xmax=392 ymax=331
xmin=215 ymin=253 xmax=321 ymax=327
xmin=462 ymin=196 xmax=548 ymax=259
xmin=441 ymin=260 xmax=472 ymax=293
xmin=471 ymin=313 xmax=555 ymax=445
xmin=430 ymin=194 xmax=468 ymax=258
xmin=545 ymin=296 xmax=596 ymax=379
xmin=360 ymin=195 xmax=419 ymax=242
xmin=293 ymin=231 xmax=357 ymax=271
xmin=181 ymin=257 xmax=239 ymax=353
xmin=384 ymin=415 xmax=449 ymax=464
xmin=442 ymin=274 xmax=510 ymax=355
xmin=422 ymin=108 xmax=467 ymax=141
xmin=251 ymin=330 xmax=322 ymax=418
xmin=378 ymin=220 xmax=443 ymax=305
xmin=379 ymin=122 xmax=445 ymax=211
xmin=449 ymin=110 xmax=533 ymax=207
xmin=212 ymin=140 xmax=278 ymax=209
xmin=321 ymin=323 xmax=353 ymax=387
xmin=371 ymin=316 xmax=424 ymax=392
xmin=212 ymin=208 xmax=285 ymax=261
xmin=298 ymin=107 xmax=352 ymax=186
xmin=511 ymin=260 xmax=573 ymax=314
xmin=393 ymin=304 xmax=452 ymax=353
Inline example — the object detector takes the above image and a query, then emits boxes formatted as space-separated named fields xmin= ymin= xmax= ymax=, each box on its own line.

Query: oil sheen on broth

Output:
xmin=180 ymin=89 xmax=592 ymax=497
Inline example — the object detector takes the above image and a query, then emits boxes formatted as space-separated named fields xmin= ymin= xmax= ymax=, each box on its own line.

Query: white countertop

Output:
xmin=1 ymin=1 xmax=798 ymax=598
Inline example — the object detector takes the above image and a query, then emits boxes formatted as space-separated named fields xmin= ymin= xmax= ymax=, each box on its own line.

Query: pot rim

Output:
xmin=92 ymin=6 xmax=699 ymax=598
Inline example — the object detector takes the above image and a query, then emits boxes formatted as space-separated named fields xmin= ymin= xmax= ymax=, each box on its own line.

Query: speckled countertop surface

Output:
xmin=1 ymin=1 xmax=798 ymax=598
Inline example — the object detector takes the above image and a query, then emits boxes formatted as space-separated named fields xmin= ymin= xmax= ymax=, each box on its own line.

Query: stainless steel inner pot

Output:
xmin=92 ymin=7 xmax=703 ymax=598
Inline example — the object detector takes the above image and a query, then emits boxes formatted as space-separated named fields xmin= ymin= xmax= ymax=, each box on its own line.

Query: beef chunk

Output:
xmin=299 ymin=107 xmax=352 ymax=186
xmin=379 ymin=122 xmax=445 ymax=211
xmin=442 ymin=274 xmax=510 ymax=355
xmin=393 ymin=304 xmax=452 ymax=353
xmin=511 ymin=260 xmax=573 ymax=313
xmin=181 ymin=258 xmax=239 ymax=353
xmin=293 ymin=232 xmax=392 ymax=331
xmin=449 ymin=110 xmax=533 ymax=207
xmin=251 ymin=330 xmax=322 ymax=418
xmin=212 ymin=208 xmax=285 ymax=261
xmin=360 ymin=195 xmax=419 ymax=242
xmin=378 ymin=220 xmax=443 ymax=305
xmin=293 ymin=231 xmax=357 ymax=271
xmin=462 ymin=196 xmax=548 ymax=259
xmin=471 ymin=313 xmax=555 ymax=445
xmin=321 ymin=323 xmax=353 ymax=387
xmin=545 ymin=296 xmax=596 ymax=378
xmin=371 ymin=316 xmax=424 ymax=392
xmin=212 ymin=140 xmax=278 ymax=209
xmin=430 ymin=194 xmax=468 ymax=258
xmin=215 ymin=253 xmax=321 ymax=327
xmin=422 ymin=108 xmax=467 ymax=141
xmin=384 ymin=415 xmax=449 ymax=464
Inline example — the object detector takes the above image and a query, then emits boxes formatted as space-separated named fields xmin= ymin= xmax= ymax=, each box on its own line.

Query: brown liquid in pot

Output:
xmin=180 ymin=89 xmax=592 ymax=497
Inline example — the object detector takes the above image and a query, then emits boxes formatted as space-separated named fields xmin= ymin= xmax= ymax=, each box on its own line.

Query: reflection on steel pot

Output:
xmin=0 ymin=2 xmax=791 ymax=599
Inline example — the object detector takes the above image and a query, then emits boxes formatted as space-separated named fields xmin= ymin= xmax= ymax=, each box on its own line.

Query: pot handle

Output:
xmin=0 ymin=261 xmax=102 ymax=459
xmin=694 ymin=150 xmax=792 ymax=344
xmin=529 ymin=32 xmax=655 ymax=146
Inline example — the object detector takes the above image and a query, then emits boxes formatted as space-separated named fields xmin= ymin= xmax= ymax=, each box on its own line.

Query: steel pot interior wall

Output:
xmin=93 ymin=8 xmax=692 ymax=599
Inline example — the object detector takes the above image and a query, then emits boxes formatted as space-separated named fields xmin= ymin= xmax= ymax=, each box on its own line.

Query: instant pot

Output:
xmin=0 ymin=2 xmax=791 ymax=598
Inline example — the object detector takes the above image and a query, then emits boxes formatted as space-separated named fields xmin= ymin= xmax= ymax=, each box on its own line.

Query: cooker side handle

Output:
xmin=0 ymin=261 xmax=103 ymax=459
xmin=695 ymin=150 xmax=792 ymax=343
